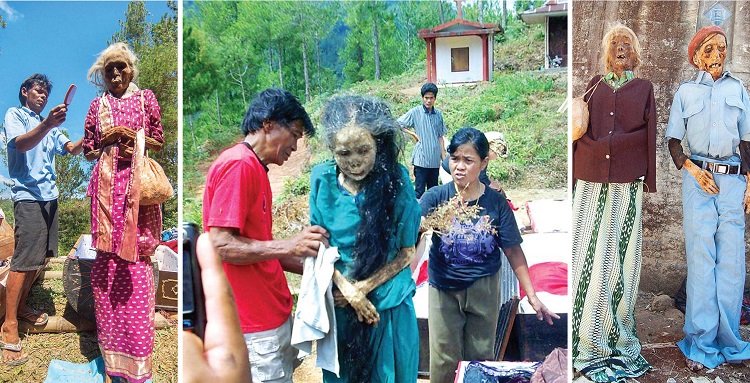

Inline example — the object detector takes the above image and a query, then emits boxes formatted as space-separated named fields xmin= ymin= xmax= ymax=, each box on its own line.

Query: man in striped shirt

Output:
xmin=398 ymin=82 xmax=448 ymax=199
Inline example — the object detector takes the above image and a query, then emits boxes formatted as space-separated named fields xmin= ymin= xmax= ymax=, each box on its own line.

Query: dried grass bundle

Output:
xmin=421 ymin=192 xmax=496 ymax=237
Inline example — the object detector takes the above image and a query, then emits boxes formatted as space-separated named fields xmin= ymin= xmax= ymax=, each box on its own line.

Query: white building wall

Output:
xmin=435 ymin=35 xmax=484 ymax=84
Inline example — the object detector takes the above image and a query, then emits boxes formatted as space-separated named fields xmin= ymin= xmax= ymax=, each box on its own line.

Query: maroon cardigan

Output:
xmin=573 ymin=76 xmax=657 ymax=192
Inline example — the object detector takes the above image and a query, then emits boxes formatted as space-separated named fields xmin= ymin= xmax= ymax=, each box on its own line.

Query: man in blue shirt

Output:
xmin=398 ymin=82 xmax=447 ymax=199
xmin=665 ymin=26 xmax=750 ymax=372
xmin=1 ymin=74 xmax=82 ymax=365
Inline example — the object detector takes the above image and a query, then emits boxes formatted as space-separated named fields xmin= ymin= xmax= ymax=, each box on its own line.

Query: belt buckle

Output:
xmin=715 ymin=163 xmax=729 ymax=174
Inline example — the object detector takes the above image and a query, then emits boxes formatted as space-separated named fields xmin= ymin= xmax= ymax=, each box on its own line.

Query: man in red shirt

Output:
xmin=203 ymin=88 xmax=329 ymax=382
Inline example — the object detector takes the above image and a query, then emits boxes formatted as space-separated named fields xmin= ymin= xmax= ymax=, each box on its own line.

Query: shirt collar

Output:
xmin=19 ymin=106 xmax=40 ymax=119
xmin=242 ymin=142 xmax=269 ymax=173
xmin=604 ymin=71 xmax=634 ymax=88
xmin=695 ymin=70 xmax=734 ymax=85
xmin=422 ymin=104 xmax=436 ymax=114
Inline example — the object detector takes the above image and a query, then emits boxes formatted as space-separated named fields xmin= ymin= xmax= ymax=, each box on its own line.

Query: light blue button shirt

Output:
xmin=665 ymin=71 xmax=750 ymax=164
xmin=3 ymin=106 xmax=70 ymax=201
xmin=397 ymin=105 xmax=447 ymax=168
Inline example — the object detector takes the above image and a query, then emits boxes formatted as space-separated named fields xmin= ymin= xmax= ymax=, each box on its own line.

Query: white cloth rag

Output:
xmin=290 ymin=244 xmax=340 ymax=377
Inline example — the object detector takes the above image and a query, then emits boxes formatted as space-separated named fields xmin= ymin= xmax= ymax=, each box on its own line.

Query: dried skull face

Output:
xmin=333 ymin=125 xmax=377 ymax=184
xmin=104 ymin=52 xmax=134 ymax=97
xmin=695 ymin=33 xmax=727 ymax=81
xmin=607 ymin=32 xmax=636 ymax=75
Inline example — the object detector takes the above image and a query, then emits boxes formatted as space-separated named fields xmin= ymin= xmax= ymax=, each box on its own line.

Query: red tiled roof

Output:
xmin=521 ymin=0 xmax=568 ymax=23
xmin=418 ymin=18 xmax=502 ymax=39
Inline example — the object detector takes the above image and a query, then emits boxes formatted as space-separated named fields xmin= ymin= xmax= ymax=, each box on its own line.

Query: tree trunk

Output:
xmin=478 ymin=0 xmax=484 ymax=23
xmin=278 ymin=47 xmax=284 ymax=88
xmin=316 ymin=32 xmax=323 ymax=93
xmin=229 ymin=67 xmax=248 ymax=106
xmin=439 ymin=1 xmax=445 ymax=24
xmin=215 ymin=90 xmax=221 ymax=126
xmin=302 ymin=38 xmax=310 ymax=102
xmin=190 ymin=120 xmax=196 ymax=148
xmin=372 ymin=18 xmax=381 ymax=80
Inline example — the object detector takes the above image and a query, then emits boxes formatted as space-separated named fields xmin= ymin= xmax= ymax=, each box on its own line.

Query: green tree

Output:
xmin=55 ymin=130 xmax=89 ymax=200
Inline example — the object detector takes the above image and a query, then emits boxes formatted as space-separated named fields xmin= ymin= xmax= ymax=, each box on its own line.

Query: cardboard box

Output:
xmin=153 ymin=245 xmax=178 ymax=311
xmin=155 ymin=270 xmax=177 ymax=311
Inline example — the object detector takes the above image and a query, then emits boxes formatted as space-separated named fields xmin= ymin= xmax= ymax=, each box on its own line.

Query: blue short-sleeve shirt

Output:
xmin=3 ymin=107 xmax=70 ymax=201
xmin=665 ymin=71 xmax=750 ymax=164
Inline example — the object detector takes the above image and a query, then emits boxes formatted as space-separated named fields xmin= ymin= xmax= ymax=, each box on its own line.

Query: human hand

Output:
xmin=288 ymin=225 xmax=329 ymax=258
xmin=183 ymin=234 xmax=251 ymax=383
xmin=684 ymin=159 xmax=719 ymax=194
xmin=403 ymin=129 xmax=419 ymax=142
xmin=44 ymin=104 xmax=67 ymax=128
xmin=333 ymin=271 xmax=379 ymax=326
xmin=332 ymin=279 xmax=369 ymax=307
xmin=527 ymin=295 xmax=560 ymax=325
xmin=744 ymin=174 xmax=750 ymax=214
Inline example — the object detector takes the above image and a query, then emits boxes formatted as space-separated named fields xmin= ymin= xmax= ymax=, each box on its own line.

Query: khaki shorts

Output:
xmin=244 ymin=316 xmax=298 ymax=383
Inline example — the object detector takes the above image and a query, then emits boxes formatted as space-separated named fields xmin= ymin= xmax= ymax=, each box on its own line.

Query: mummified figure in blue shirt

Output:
xmin=665 ymin=25 xmax=750 ymax=372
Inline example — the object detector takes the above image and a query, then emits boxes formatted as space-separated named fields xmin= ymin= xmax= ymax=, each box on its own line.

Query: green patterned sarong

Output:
xmin=571 ymin=180 xmax=651 ymax=382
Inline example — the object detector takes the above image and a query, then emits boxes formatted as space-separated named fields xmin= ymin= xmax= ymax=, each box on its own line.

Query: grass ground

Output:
xmin=0 ymin=260 xmax=177 ymax=383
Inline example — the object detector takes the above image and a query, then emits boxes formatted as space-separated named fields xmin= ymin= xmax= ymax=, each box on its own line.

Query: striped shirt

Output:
xmin=398 ymin=105 xmax=447 ymax=168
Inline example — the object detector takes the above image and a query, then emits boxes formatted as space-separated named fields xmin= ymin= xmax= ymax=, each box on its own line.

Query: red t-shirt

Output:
xmin=202 ymin=143 xmax=292 ymax=333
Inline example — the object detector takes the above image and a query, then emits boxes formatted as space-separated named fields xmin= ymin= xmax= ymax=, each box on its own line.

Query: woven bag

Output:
xmin=572 ymin=77 xmax=604 ymax=141
xmin=140 ymin=152 xmax=173 ymax=205
xmin=137 ymin=94 xmax=172 ymax=205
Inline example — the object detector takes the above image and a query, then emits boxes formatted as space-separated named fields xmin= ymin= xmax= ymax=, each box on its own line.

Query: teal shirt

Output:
xmin=311 ymin=160 xmax=421 ymax=382
xmin=309 ymin=160 xmax=421 ymax=309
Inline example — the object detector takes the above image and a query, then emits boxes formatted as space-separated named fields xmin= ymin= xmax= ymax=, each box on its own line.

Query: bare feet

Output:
xmin=685 ymin=358 xmax=704 ymax=372
xmin=1 ymin=321 xmax=28 ymax=366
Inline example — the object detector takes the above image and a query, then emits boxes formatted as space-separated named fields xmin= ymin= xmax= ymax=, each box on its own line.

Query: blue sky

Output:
xmin=0 ymin=0 xmax=169 ymax=183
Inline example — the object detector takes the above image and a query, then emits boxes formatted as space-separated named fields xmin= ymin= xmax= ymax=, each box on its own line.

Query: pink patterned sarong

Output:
xmin=84 ymin=88 xmax=164 ymax=383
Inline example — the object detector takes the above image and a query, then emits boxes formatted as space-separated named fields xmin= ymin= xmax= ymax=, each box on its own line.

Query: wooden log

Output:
xmin=40 ymin=270 xmax=63 ymax=280
xmin=19 ymin=312 xmax=172 ymax=334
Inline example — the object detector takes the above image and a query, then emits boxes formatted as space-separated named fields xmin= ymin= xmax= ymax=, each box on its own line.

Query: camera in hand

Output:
xmin=182 ymin=222 xmax=206 ymax=339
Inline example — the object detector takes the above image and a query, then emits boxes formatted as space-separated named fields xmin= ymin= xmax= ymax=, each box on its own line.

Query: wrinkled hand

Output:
xmin=334 ymin=273 xmax=379 ymax=326
xmin=333 ymin=279 xmax=369 ymax=307
xmin=527 ymin=295 xmax=560 ymax=325
xmin=288 ymin=225 xmax=329 ymax=258
xmin=744 ymin=174 xmax=750 ymax=214
xmin=684 ymin=159 xmax=719 ymax=194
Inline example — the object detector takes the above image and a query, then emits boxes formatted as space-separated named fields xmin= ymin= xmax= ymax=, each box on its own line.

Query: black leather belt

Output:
xmin=693 ymin=160 xmax=741 ymax=175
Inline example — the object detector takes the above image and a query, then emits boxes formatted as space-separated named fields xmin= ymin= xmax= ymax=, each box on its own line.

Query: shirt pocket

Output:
xmin=683 ymin=100 xmax=707 ymax=135
xmin=724 ymin=96 xmax=745 ymax=127
xmin=682 ymin=100 xmax=705 ymax=119
xmin=248 ymin=335 xmax=285 ymax=381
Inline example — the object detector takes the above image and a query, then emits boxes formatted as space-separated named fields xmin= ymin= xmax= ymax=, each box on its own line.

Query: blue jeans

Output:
xmin=678 ymin=167 xmax=750 ymax=368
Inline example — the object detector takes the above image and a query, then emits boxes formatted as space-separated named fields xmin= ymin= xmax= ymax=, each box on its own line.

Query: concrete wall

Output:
xmin=572 ymin=1 xmax=750 ymax=294
xmin=436 ymin=35 xmax=484 ymax=83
